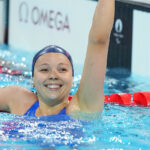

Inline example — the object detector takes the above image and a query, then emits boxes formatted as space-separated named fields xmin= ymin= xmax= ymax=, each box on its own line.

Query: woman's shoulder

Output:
xmin=8 ymin=85 xmax=37 ymax=102
xmin=1 ymin=85 xmax=35 ymax=96
xmin=0 ymin=85 xmax=37 ymax=114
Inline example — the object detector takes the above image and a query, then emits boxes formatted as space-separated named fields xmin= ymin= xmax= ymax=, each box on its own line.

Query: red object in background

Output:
xmin=0 ymin=65 xmax=3 ymax=73
xmin=9 ymin=70 xmax=22 ymax=76
xmin=109 ymin=93 xmax=131 ymax=105
xmin=0 ymin=65 xmax=22 ymax=75
xmin=68 ymin=96 xmax=72 ymax=101
xmin=133 ymin=92 xmax=150 ymax=106
xmin=104 ymin=95 xmax=109 ymax=102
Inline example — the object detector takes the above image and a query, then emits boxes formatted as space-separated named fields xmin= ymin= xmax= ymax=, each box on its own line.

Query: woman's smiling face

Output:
xmin=33 ymin=52 xmax=73 ymax=106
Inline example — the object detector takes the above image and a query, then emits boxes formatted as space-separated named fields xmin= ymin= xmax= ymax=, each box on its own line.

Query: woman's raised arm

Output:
xmin=77 ymin=0 xmax=115 ymax=113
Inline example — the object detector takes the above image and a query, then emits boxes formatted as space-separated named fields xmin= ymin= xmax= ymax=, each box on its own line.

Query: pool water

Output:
xmin=0 ymin=45 xmax=150 ymax=149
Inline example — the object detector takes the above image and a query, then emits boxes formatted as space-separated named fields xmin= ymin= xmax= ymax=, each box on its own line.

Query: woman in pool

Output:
xmin=0 ymin=0 xmax=115 ymax=119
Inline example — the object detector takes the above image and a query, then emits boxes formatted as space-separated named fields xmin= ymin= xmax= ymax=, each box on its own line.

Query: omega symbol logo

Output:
xmin=19 ymin=1 xmax=29 ymax=23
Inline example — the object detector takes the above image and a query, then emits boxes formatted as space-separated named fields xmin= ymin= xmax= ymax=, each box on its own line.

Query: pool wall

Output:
xmin=4 ymin=0 xmax=150 ymax=77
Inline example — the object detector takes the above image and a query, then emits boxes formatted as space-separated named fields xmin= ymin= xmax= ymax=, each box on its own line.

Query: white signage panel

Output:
xmin=9 ymin=0 xmax=96 ymax=69
xmin=132 ymin=10 xmax=150 ymax=76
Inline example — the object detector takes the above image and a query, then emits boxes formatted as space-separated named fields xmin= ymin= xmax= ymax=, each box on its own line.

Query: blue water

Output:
xmin=0 ymin=45 xmax=150 ymax=149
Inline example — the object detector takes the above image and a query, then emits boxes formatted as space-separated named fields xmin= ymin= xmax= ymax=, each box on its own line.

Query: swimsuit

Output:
xmin=24 ymin=100 xmax=66 ymax=117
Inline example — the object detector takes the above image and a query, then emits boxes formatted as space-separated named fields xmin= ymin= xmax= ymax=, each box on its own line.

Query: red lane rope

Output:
xmin=105 ymin=92 xmax=150 ymax=107
xmin=0 ymin=65 xmax=23 ymax=76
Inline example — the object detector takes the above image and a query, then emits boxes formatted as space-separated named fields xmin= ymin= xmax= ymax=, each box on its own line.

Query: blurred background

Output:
xmin=0 ymin=0 xmax=150 ymax=77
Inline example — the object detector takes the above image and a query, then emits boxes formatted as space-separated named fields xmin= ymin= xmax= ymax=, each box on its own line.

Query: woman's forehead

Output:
xmin=35 ymin=53 xmax=71 ymax=66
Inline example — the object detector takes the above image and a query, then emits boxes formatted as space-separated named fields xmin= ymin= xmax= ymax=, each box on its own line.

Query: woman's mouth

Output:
xmin=45 ymin=84 xmax=62 ymax=90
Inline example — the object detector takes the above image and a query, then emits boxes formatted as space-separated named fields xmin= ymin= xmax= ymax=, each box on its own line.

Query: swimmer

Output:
xmin=0 ymin=0 xmax=115 ymax=120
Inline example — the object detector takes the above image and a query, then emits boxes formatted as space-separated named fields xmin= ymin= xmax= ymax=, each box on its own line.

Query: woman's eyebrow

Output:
xmin=40 ymin=63 xmax=50 ymax=65
xmin=58 ymin=63 xmax=70 ymax=67
xmin=38 ymin=63 xmax=49 ymax=67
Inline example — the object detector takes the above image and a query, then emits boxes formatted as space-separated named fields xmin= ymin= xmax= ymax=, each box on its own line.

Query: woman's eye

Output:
xmin=60 ymin=68 xmax=67 ymax=72
xmin=40 ymin=69 xmax=48 ymax=72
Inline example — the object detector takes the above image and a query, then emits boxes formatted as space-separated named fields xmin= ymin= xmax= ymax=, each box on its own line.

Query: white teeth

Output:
xmin=47 ymin=85 xmax=60 ymax=88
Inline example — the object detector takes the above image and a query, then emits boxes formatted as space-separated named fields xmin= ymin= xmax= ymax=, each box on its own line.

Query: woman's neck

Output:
xmin=35 ymin=98 xmax=69 ymax=116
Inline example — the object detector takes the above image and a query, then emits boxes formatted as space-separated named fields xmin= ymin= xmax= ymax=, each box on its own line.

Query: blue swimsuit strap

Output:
xmin=24 ymin=100 xmax=66 ymax=117
xmin=24 ymin=101 xmax=39 ymax=117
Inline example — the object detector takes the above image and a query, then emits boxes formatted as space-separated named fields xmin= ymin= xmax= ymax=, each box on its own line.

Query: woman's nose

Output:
xmin=48 ymin=70 xmax=58 ymax=80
